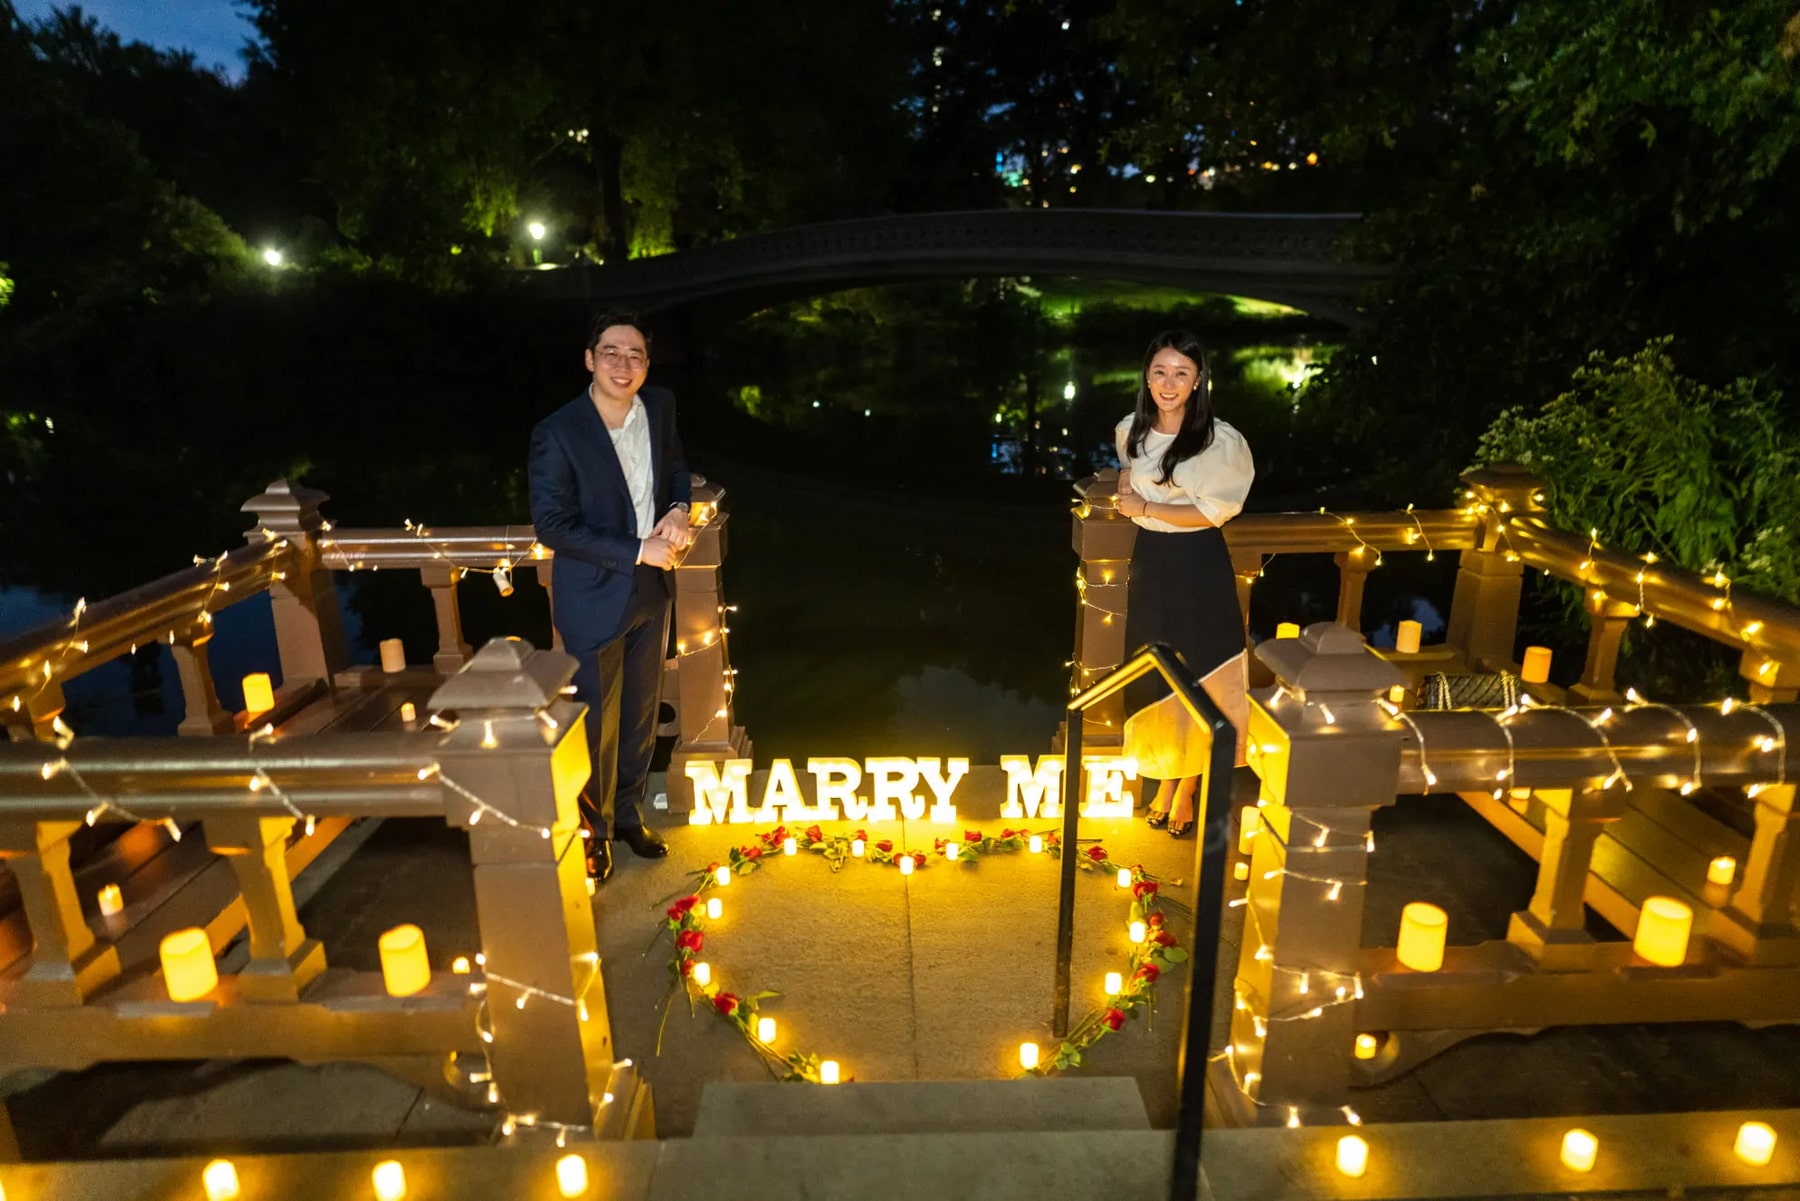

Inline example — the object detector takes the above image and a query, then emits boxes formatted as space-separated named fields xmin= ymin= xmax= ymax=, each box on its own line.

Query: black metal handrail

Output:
xmin=1053 ymin=642 xmax=1236 ymax=1201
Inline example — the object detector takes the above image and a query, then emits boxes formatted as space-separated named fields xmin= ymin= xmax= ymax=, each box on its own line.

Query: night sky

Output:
xmin=17 ymin=0 xmax=258 ymax=77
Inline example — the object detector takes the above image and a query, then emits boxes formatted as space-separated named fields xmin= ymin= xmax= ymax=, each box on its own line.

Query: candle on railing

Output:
xmin=1560 ymin=1128 xmax=1598 ymax=1172
xmin=372 ymin=1159 xmax=407 ymax=1200
xmin=241 ymin=673 xmax=274 ymax=715
xmin=400 ymin=702 xmax=417 ymax=725
xmin=98 ymin=883 xmax=124 ymax=917
xmin=706 ymin=897 xmax=722 ymax=921
xmin=379 ymin=924 xmax=430 ymax=997
xmin=1394 ymin=620 xmax=1421 ymax=655
xmin=380 ymin=639 xmax=406 ymax=673
xmin=555 ymin=1153 xmax=589 ymax=1197
xmin=1707 ymin=856 xmax=1737 ymax=887
xmin=1354 ymin=1033 xmax=1379 ymax=1060
xmin=819 ymin=1060 xmax=841 ymax=1084
xmin=160 ymin=927 xmax=218 ymax=1001
xmin=1521 ymin=646 xmax=1552 ymax=684
xmin=1276 ymin=622 xmax=1301 ymax=639
xmin=1735 ymin=1121 xmax=1777 ymax=1166
xmin=1019 ymin=1042 xmax=1040 ymax=1070
xmin=1238 ymin=808 xmax=1260 ymax=855
xmin=1336 ymin=1135 xmax=1369 ymax=1178
xmin=1632 ymin=896 xmax=1693 ymax=966
xmin=1396 ymin=902 xmax=1447 ymax=972
xmin=203 ymin=1158 xmax=240 ymax=1201
xmin=1233 ymin=862 xmax=1250 ymax=881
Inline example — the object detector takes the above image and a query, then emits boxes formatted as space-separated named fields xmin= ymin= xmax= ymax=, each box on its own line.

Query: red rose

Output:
xmin=1133 ymin=881 xmax=1159 ymax=898
xmin=1154 ymin=930 xmax=1178 ymax=948
xmin=1147 ymin=912 xmax=1166 ymax=928
xmin=1104 ymin=1008 xmax=1127 ymax=1031
xmin=1134 ymin=963 xmax=1161 ymax=984
xmin=876 ymin=839 xmax=894 ymax=853
xmin=855 ymin=829 xmax=868 ymax=842
xmin=677 ymin=929 xmax=704 ymax=952
xmin=765 ymin=826 xmax=788 ymax=844
xmin=964 ymin=829 xmax=984 ymax=844
xmin=669 ymin=895 xmax=700 ymax=919
xmin=743 ymin=845 xmax=764 ymax=860
xmin=1001 ymin=828 xmax=1016 ymax=840
xmin=1086 ymin=846 xmax=1108 ymax=862
xmin=934 ymin=837 xmax=948 ymax=852
xmin=680 ymin=960 xmax=695 ymax=977
xmin=805 ymin=825 xmax=824 ymax=843
xmin=713 ymin=992 xmax=739 ymax=1015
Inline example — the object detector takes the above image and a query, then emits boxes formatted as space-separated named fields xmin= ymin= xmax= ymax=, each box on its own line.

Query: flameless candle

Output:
xmin=1560 ymin=1128 xmax=1597 ymax=1172
xmin=1238 ymin=808 xmax=1260 ymax=855
xmin=160 ymin=927 xmax=218 ymax=1002
xmin=1388 ymin=684 xmax=1406 ymax=703
xmin=1735 ymin=1121 xmax=1777 ymax=1166
xmin=706 ymin=897 xmax=722 ymax=920
xmin=1394 ymin=620 xmax=1422 ymax=655
xmin=899 ymin=856 xmax=914 ymax=876
xmin=783 ymin=836 xmax=797 ymax=855
xmin=1233 ymin=862 xmax=1250 ymax=881
xmin=1396 ymin=902 xmax=1447 ymax=972
xmin=379 ymin=924 xmax=430 ymax=997
xmin=1336 ymin=1135 xmax=1368 ymax=1178
xmin=1028 ymin=834 xmax=1043 ymax=854
xmin=819 ymin=1060 xmax=841 ymax=1084
xmin=98 ymin=883 xmax=124 ymax=917
xmin=691 ymin=962 xmax=712 ymax=987
xmin=1708 ymin=856 xmax=1737 ymax=886
xmin=241 ymin=673 xmax=274 ymax=715
xmin=373 ymin=1159 xmax=407 ymax=1200
xmin=400 ymin=702 xmax=417 ymax=724
xmin=451 ymin=956 xmax=471 ymax=974
xmin=1019 ymin=1042 xmax=1040 ymax=1070
xmin=1355 ymin=1033 xmax=1379 ymax=1059
xmin=1522 ymin=646 xmax=1553 ymax=684
xmin=379 ymin=639 xmax=406 ymax=673
xmin=1116 ymin=867 xmax=1132 ymax=888
xmin=715 ymin=866 xmax=731 ymax=887
xmin=757 ymin=1016 xmax=777 ymax=1043
xmin=1276 ymin=622 xmax=1301 ymax=639
xmin=555 ymin=1154 xmax=589 ymax=1197
xmin=203 ymin=1159 xmax=240 ymax=1201
xmin=1128 ymin=920 xmax=1147 ymax=944
xmin=1104 ymin=972 xmax=1123 ymax=995
xmin=1633 ymin=896 xmax=1693 ymax=966
xmin=852 ymin=838 xmax=866 ymax=857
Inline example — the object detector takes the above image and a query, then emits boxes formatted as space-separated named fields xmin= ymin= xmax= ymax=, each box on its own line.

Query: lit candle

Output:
xmin=852 ymin=838 xmax=866 ymax=857
xmin=706 ymin=897 xmax=722 ymax=920
xmin=400 ymin=702 xmax=417 ymax=724
xmin=757 ymin=1016 xmax=777 ymax=1043
xmin=451 ymin=956 xmax=471 ymax=974
xmin=1560 ymin=1128 xmax=1597 ymax=1172
xmin=98 ymin=883 xmax=124 ymax=917
xmin=1276 ymin=622 xmax=1301 ymax=639
xmin=1028 ymin=834 xmax=1043 ymax=854
xmin=1116 ymin=867 xmax=1132 ymax=888
xmin=1632 ymin=896 xmax=1692 ymax=966
xmin=715 ymin=865 xmax=731 ymax=887
xmin=203 ymin=1158 xmax=240 ymax=1201
xmin=1735 ymin=1121 xmax=1776 ymax=1166
xmin=241 ymin=672 xmax=274 ymax=715
xmin=1522 ymin=646 xmax=1552 ymax=684
xmin=899 ymin=856 xmax=914 ymax=876
xmin=1388 ymin=684 xmax=1406 ymax=703
xmin=819 ymin=1060 xmax=841 ymax=1084
xmin=1019 ymin=1042 xmax=1040 ymax=1070
xmin=691 ymin=962 xmax=711 ymax=987
xmin=1396 ymin=902 xmax=1447 ymax=972
xmin=1233 ymin=862 xmax=1250 ymax=881
xmin=160 ymin=927 xmax=218 ymax=1002
xmin=1104 ymin=972 xmax=1123 ymax=995
xmin=379 ymin=923 xmax=430 ymax=997
xmin=1238 ymin=808 xmax=1260 ymax=855
xmin=945 ymin=841 xmax=960 ymax=860
xmin=379 ymin=638 xmax=406 ymax=673
xmin=1394 ymin=620 xmax=1422 ymax=655
xmin=555 ymin=1153 xmax=589 ymax=1197
xmin=373 ymin=1159 xmax=407 ymax=1200
xmin=1336 ymin=1134 xmax=1368 ymax=1178
xmin=1128 ymin=920 xmax=1147 ymax=944
xmin=1354 ymin=1033 xmax=1378 ymax=1060
xmin=783 ymin=837 xmax=797 ymax=856
xmin=1707 ymin=856 xmax=1737 ymax=886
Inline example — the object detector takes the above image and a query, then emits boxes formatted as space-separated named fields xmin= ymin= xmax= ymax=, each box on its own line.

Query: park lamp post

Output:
xmin=526 ymin=220 xmax=546 ymax=265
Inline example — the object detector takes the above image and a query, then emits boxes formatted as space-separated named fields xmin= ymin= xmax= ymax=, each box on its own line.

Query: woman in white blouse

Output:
xmin=1112 ymin=330 xmax=1254 ymax=837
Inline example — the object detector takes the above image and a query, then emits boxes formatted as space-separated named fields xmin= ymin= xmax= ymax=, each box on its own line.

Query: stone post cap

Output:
xmin=428 ymin=637 xmax=578 ymax=712
xmin=242 ymin=479 xmax=331 ymax=537
xmin=1459 ymin=463 xmax=1549 ymax=515
xmin=1073 ymin=470 xmax=1121 ymax=510
xmin=1255 ymin=621 xmax=1405 ymax=700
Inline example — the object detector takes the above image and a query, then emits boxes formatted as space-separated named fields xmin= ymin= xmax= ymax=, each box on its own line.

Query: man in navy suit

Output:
xmin=528 ymin=310 xmax=692 ymax=882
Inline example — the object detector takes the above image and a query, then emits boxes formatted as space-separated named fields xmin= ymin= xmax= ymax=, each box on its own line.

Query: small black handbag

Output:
xmin=1418 ymin=671 xmax=1522 ymax=711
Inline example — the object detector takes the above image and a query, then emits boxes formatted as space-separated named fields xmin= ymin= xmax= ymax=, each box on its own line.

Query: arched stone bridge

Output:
xmin=524 ymin=209 xmax=1375 ymax=326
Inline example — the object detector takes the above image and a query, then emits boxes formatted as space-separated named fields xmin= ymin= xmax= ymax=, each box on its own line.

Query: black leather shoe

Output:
xmin=588 ymin=836 xmax=615 ymax=883
xmin=616 ymin=825 xmax=669 ymax=859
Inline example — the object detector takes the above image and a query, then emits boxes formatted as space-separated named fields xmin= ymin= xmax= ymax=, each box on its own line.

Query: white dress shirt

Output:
xmin=1115 ymin=415 xmax=1255 ymax=532
xmin=605 ymin=393 xmax=656 ymax=539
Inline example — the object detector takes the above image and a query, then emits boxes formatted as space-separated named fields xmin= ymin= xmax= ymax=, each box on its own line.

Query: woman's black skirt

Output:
xmin=1123 ymin=527 xmax=1245 ymax=716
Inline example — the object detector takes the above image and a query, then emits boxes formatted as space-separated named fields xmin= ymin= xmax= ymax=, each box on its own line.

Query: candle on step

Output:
xmin=706 ymin=897 xmax=722 ymax=920
xmin=98 ymin=883 xmax=124 ymax=917
xmin=1522 ymin=645 xmax=1552 ymax=684
xmin=1355 ymin=1033 xmax=1379 ymax=1060
xmin=757 ymin=1016 xmax=777 ymax=1043
xmin=1276 ymin=622 xmax=1301 ymax=639
xmin=899 ymin=856 xmax=914 ymax=876
xmin=945 ymin=841 xmax=959 ymax=860
xmin=852 ymin=838 xmax=866 ymax=857
xmin=1104 ymin=972 xmax=1123 ymax=995
xmin=1238 ymin=808 xmax=1260 ymax=855
xmin=1116 ymin=867 xmax=1131 ymax=888
xmin=691 ymin=962 xmax=712 ymax=987
xmin=1394 ymin=620 xmax=1422 ymax=655
xmin=451 ymin=956 xmax=471 ymax=974
xmin=715 ymin=865 xmax=731 ymax=887
xmin=379 ymin=924 xmax=430 ymax=997
xmin=373 ymin=1159 xmax=407 ymax=1201
xmin=160 ymin=927 xmax=218 ymax=1001
xmin=380 ymin=638 xmax=406 ymax=673
xmin=1560 ymin=1128 xmax=1597 ymax=1172
xmin=1336 ymin=1135 xmax=1368 ymax=1179
xmin=203 ymin=1159 xmax=239 ymax=1201
xmin=1396 ymin=902 xmax=1447 ymax=972
xmin=1019 ymin=1042 xmax=1040 ymax=1070
xmin=819 ymin=1060 xmax=841 ymax=1084
xmin=1632 ymin=896 xmax=1692 ymax=966
xmin=1735 ymin=1121 xmax=1776 ymax=1166
xmin=400 ymin=702 xmax=417 ymax=724
xmin=1707 ymin=856 xmax=1737 ymax=886
xmin=1028 ymin=834 xmax=1043 ymax=854
xmin=783 ymin=836 xmax=797 ymax=856
xmin=1233 ymin=862 xmax=1250 ymax=881
xmin=555 ymin=1154 xmax=589 ymax=1198
xmin=1128 ymin=920 xmax=1147 ymax=944
xmin=241 ymin=672 xmax=274 ymax=715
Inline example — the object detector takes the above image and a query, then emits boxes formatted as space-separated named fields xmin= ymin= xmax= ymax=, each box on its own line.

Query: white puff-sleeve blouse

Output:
xmin=1114 ymin=415 xmax=1255 ymax=533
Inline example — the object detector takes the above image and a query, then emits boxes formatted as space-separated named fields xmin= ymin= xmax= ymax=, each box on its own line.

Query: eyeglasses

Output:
xmin=597 ymin=348 xmax=647 ymax=369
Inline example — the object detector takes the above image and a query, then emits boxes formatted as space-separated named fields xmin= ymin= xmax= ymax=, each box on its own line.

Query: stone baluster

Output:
xmin=1505 ymin=787 xmax=1626 ymax=969
xmin=203 ymin=815 xmax=326 ymax=1000
xmin=241 ymin=480 xmax=349 ymax=690
xmin=1713 ymin=784 xmax=1800 ymax=965
xmin=1569 ymin=593 xmax=1638 ymax=704
xmin=422 ymin=566 xmax=474 ymax=676
xmin=1226 ymin=622 xmax=1404 ymax=1124
xmin=1333 ymin=550 xmax=1371 ymax=632
xmin=0 ymin=820 xmax=121 ymax=1004
xmin=172 ymin=635 xmax=235 ymax=736
xmin=429 ymin=638 xmax=616 ymax=1133
xmin=1067 ymin=472 xmax=1136 ymax=749
xmin=1445 ymin=465 xmax=1543 ymax=672
xmin=665 ymin=482 xmax=751 ymax=811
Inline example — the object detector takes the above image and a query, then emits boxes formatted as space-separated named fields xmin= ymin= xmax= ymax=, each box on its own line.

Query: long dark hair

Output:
xmin=1126 ymin=329 xmax=1214 ymax=485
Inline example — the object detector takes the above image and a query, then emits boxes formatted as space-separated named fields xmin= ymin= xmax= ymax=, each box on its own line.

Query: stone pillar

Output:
xmin=1713 ymin=784 xmax=1800 ymax=965
xmin=241 ymin=480 xmax=349 ymax=690
xmin=0 ymin=820 xmax=121 ymax=1004
xmin=172 ymin=636 xmax=236 ymax=736
xmin=1226 ymin=622 xmax=1405 ymax=1123
xmin=1067 ymin=472 xmax=1136 ymax=748
xmin=204 ymin=815 xmax=326 ymax=1000
xmin=1569 ymin=595 xmax=1638 ymax=704
xmin=1445 ymin=465 xmax=1545 ymax=671
xmin=1505 ymin=787 xmax=1625 ymax=969
xmin=429 ymin=639 xmax=616 ymax=1132
xmin=666 ymin=482 xmax=750 ymax=811
xmin=422 ymin=565 xmax=473 ymax=675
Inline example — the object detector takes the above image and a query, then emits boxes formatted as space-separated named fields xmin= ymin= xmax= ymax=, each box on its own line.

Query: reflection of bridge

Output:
xmin=525 ymin=210 xmax=1376 ymax=326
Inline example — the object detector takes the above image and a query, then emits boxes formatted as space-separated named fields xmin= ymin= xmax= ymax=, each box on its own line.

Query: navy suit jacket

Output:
xmin=528 ymin=386 xmax=692 ymax=654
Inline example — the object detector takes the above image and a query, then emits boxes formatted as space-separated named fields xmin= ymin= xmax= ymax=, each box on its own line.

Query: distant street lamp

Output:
xmin=261 ymin=248 xmax=283 ymax=267
xmin=526 ymin=220 xmax=547 ymax=265
xmin=1063 ymin=382 xmax=1076 ymax=401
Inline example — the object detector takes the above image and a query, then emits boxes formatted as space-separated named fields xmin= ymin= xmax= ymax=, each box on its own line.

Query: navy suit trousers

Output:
xmin=572 ymin=564 xmax=670 ymax=837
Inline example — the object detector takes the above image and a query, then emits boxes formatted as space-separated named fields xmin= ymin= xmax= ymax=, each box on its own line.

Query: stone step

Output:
xmin=691 ymin=1077 xmax=1152 ymax=1138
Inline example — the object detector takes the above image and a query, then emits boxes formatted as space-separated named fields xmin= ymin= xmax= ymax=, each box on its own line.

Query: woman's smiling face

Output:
xmin=1145 ymin=347 xmax=1200 ymax=419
